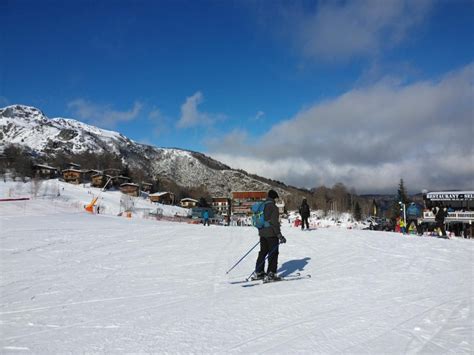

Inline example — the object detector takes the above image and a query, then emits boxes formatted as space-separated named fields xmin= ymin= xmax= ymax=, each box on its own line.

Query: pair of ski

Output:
xmin=230 ymin=272 xmax=311 ymax=287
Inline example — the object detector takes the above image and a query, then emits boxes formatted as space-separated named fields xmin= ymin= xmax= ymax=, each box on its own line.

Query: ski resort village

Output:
xmin=0 ymin=104 xmax=472 ymax=353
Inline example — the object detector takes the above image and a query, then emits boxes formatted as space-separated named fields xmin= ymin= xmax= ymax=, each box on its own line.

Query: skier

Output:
xmin=299 ymin=198 xmax=311 ymax=230
xmin=399 ymin=218 xmax=406 ymax=234
xmin=203 ymin=209 xmax=210 ymax=226
xmin=254 ymin=189 xmax=286 ymax=281
xmin=433 ymin=206 xmax=448 ymax=237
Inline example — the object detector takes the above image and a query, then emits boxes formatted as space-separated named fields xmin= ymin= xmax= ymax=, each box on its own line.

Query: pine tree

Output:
xmin=354 ymin=202 xmax=362 ymax=221
xmin=198 ymin=197 xmax=209 ymax=208
xmin=397 ymin=178 xmax=410 ymax=204
xmin=121 ymin=164 xmax=131 ymax=178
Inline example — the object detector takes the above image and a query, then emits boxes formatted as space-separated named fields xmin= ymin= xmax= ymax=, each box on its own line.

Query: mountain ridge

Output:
xmin=0 ymin=104 xmax=297 ymax=197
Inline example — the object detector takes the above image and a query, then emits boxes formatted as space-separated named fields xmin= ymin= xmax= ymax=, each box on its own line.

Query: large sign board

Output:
xmin=426 ymin=191 xmax=474 ymax=201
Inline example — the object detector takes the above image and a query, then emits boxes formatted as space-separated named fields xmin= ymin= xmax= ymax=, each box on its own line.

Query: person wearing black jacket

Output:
xmin=433 ymin=206 xmax=448 ymax=237
xmin=299 ymin=198 xmax=311 ymax=230
xmin=254 ymin=189 xmax=286 ymax=281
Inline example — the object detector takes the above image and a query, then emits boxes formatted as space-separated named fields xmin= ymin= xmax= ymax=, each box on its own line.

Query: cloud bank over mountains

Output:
xmin=209 ymin=63 xmax=474 ymax=193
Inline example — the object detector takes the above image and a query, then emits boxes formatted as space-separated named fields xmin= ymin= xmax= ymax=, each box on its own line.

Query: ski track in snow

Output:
xmin=0 ymin=198 xmax=473 ymax=353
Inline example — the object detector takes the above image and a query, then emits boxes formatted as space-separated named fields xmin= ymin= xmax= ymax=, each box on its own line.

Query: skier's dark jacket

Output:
xmin=258 ymin=198 xmax=281 ymax=238
xmin=434 ymin=207 xmax=448 ymax=223
xmin=299 ymin=202 xmax=310 ymax=218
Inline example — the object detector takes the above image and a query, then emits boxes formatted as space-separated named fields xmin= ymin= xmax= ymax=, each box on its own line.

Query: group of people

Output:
xmin=395 ymin=205 xmax=449 ymax=237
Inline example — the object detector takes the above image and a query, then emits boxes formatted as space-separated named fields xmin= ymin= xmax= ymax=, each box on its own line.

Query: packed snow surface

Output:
xmin=0 ymin=186 xmax=473 ymax=353
xmin=0 ymin=179 xmax=189 ymax=218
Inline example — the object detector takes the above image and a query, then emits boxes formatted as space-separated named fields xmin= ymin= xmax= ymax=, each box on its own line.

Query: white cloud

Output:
xmin=177 ymin=91 xmax=225 ymax=128
xmin=274 ymin=0 xmax=432 ymax=61
xmin=208 ymin=63 xmax=474 ymax=193
xmin=0 ymin=96 xmax=9 ymax=106
xmin=68 ymin=99 xmax=142 ymax=128
xmin=177 ymin=91 xmax=206 ymax=128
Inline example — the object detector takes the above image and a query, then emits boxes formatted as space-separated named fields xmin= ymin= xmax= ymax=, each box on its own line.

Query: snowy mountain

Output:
xmin=0 ymin=105 xmax=294 ymax=197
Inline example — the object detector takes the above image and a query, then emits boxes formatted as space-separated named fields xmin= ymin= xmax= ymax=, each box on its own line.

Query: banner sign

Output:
xmin=426 ymin=192 xmax=474 ymax=201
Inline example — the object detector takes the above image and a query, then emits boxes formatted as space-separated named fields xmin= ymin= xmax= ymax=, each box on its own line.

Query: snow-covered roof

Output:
xmin=120 ymin=183 xmax=139 ymax=187
xmin=91 ymin=173 xmax=109 ymax=178
xmin=149 ymin=192 xmax=173 ymax=197
xmin=84 ymin=169 xmax=101 ymax=173
xmin=34 ymin=164 xmax=58 ymax=170
xmin=181 ymin=198 xmax=198 ymax=202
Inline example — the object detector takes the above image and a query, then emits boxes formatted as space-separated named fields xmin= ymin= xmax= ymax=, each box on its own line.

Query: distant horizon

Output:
xmin=2 ymin=102 xmax=472 ymax=196
xmin=2 ymin=0 xmax=473 ymax=194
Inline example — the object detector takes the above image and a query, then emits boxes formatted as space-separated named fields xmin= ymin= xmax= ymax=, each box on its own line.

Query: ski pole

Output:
xmin=246 ymin=242 xmax=280 ymax=281
xmin=225 ymin=240 xmax=260 ymax=274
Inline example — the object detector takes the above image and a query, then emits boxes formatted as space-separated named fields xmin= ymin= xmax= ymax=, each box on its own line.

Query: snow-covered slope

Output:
xmin=0 ymin=105 xmax=288 ymax=196
xmin=0 ymin=179 xmax=189 ymax=218
xmin=0 ymin=179 xmax=371 ymax=229
xmin=0 ymin=198 xmax=472 ymax=353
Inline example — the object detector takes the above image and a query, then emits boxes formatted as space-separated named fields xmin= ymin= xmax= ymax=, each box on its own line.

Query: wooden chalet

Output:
xmin=211 ymin=197 xmax=231 ymax=216
xmin=180 ymin=198 xmax=199 ymax=208
xmin=67 ymin=162 xmax=81 ymax=170
xmin=62 ymin=169 xmax=82 ymax=184
xmin=120 ymin=183 xmax=140 ymax=197
xmin=112 ymin=175 xmax=131 ymax=188
xmin=232 ymin=191 xmax=267 ymax=215
xmin=91 ymin=173 xmax=111 ymax=188
xmin=33 ymin=164 xmax=59 ymax=179
xmin=150 ymin=192 xmax=175 ymax=205
xmin=103 ymin=168 xmax=121 ymax=176
xmin=83 ymin=169 xmax=101 ymax=183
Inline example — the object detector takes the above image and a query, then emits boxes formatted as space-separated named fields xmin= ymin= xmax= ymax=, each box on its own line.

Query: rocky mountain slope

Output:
xmin=0 ymin=105 xmax=295 ymax=197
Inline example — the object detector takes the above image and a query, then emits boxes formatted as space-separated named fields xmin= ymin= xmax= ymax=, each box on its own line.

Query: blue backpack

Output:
xmin=251 ymin=200 xmax=271 ymax=229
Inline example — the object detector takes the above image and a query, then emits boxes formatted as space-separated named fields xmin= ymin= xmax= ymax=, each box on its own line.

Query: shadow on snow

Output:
xmin=278 ymin=257 xmax=311 ymax=277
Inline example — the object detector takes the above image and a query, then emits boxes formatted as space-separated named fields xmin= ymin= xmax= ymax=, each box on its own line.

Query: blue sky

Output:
xmin=1 ymin=0 xmax=473 ymax=193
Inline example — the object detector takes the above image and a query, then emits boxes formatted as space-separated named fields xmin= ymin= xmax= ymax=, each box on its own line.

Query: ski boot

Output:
xmin=251 ymin=271 xmax=266 ymax=281
xmin=264 ymin=272 xmax=282 ymax=282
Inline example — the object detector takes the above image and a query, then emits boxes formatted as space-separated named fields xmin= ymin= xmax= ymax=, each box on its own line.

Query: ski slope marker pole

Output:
xmin=226 ymin=240 xmax=260 ymax=274
xmin=246 ymin=242 xmax=280 ymax=281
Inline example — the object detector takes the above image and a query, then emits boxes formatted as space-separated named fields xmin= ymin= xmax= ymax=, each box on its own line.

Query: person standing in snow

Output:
xmin=299 ymin=198 xmax=311 ymax=230
xmin=202 ymin=209 xmax=210 ymax=226
xmin=399 ymin=218 xmax=406 ymax=234
xmin=254 ymin=189 xmax=286 ymax=281
xmin=433 ymin=206 xmax=448 ymax=237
